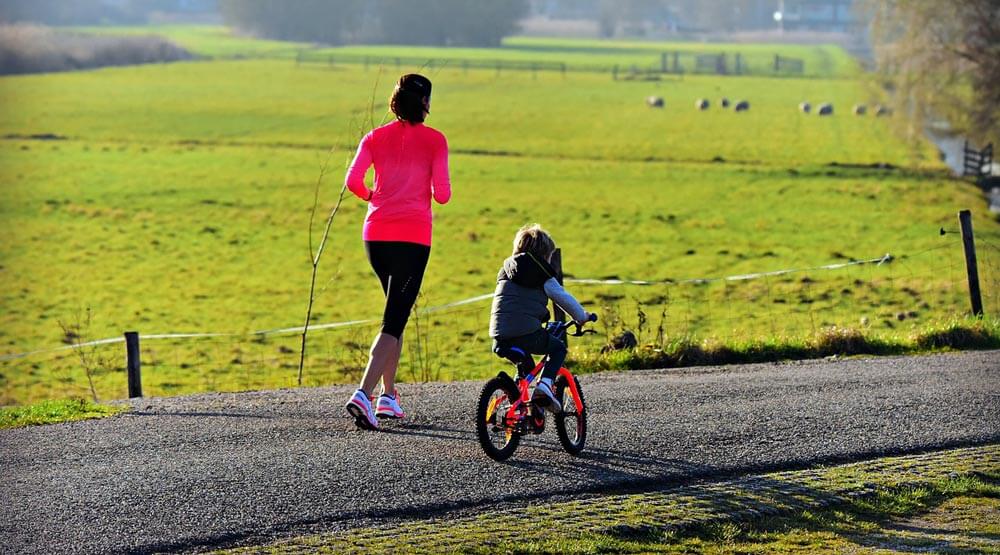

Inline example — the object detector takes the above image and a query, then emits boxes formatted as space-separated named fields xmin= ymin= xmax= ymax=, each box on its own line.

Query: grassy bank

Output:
xmin=0 ymin=398 xmax=122 ymax=429
xmin=573 ymin=317 xmax=1000 ymax=374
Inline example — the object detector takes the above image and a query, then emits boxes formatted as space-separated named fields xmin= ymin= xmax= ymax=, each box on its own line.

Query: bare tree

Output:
xmin=57 ymin=307 xmax=115 ymax=402
xmin=866 ymin=0 xmax=1000 ymax=147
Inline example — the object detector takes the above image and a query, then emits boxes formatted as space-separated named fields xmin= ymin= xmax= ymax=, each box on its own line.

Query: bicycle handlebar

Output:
xmin=551 ymin=313 xmax=598 ymax=337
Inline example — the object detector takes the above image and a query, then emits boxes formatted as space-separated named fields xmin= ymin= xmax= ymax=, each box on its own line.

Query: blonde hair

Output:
xmin=512 ymin=223 xmax=555 ymax=260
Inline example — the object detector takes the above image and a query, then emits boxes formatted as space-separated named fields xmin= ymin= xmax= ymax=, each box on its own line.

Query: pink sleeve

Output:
xmin=432 ymin=134 xmax=451 ymax=204
xmin=345 ymin=133 xmax=373 ymax=201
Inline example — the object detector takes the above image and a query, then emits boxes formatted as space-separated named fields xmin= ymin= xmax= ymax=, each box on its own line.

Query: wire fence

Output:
xmin=1 ymin=236 xmax=993 ymax=406
xmin=222 ymin=47 xmax=809 ymax=79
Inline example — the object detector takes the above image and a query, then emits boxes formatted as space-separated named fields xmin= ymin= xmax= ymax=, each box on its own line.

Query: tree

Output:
xmin=218 ymin=0 xmax=527 ymax=47
xmin=866 ymin=0 xmax=1000 ymax=147
xmin=218 ymin=0 xmax=365 ymax=44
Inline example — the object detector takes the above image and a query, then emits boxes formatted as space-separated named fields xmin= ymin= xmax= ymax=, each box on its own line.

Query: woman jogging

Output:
xmin=343 ymin=73 xmax=451 ymax=430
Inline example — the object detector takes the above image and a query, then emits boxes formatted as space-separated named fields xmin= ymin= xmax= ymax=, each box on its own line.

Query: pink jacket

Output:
xmin=345 ymin=120 xmax=451 ymax=246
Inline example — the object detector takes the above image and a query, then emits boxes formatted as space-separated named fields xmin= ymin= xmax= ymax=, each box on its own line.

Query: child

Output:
xmin=489 ymin=224 xmax=593 ymax=411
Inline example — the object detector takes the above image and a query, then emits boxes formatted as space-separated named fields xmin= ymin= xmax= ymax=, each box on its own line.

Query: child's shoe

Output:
xmin=531 ymin=379 xmax=561 ymax=413
xmin=375 ymin=391 xmax=405 ymax=419
xmin=345 ymin=389 xmax=379 ymax=430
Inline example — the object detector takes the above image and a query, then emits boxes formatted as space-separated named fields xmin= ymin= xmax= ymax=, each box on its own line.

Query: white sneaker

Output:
xmin=345 ymin=389 xmax=379 ymax=430
xmin=531 ymin=380 xmax=561 ymax=413
xmin=375 ymin=391 xmax=405 ymax=419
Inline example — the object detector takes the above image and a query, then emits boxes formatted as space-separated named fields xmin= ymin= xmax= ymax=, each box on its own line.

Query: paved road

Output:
xmin=2 ymin=351 xmax=998 ymax=554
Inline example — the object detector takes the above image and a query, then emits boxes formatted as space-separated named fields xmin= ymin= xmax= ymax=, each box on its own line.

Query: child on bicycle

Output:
xmin=489 ymin=224 xmax=593 ymax=412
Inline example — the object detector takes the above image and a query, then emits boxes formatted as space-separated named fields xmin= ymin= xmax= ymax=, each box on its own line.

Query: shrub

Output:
xmin=0 ymin=24 xmax=192 ymax=75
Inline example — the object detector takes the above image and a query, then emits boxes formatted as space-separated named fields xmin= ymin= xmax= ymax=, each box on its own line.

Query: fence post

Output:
xmin=774 ymin=54 xmax=780 ymax=72
xmin=125 ymin=331 xmax=142 ymax=398
xmin=550 ymin=249 xmax=567 ymax=345
xmin=958 ymin=210 xmax=984 ymax=317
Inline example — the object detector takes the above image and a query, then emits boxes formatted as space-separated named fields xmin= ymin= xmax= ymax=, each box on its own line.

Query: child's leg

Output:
xmin=497 ymin=329 xmax=566 ymax=382
xmin=539 ymin=334 xmax=566 ymax=382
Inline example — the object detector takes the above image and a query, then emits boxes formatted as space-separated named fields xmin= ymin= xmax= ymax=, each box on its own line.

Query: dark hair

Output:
xmin=390 ymin=74 xmax=431 ymax=124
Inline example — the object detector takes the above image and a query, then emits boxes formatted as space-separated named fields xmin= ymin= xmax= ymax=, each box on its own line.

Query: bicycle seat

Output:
xmin=494 ymin=345 xmax=535 ymax=377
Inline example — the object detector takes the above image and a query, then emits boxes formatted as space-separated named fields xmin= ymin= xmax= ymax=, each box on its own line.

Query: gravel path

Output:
xmin=2 ymin=351 xmax=998 ymax=554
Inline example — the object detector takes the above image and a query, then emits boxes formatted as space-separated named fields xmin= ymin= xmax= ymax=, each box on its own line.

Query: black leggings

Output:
xmin=365 ymin=241 xmax=431 ymax=339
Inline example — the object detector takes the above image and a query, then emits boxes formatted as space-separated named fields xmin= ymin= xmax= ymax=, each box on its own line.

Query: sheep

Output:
xmin=720 ymin=97 xmax=731 ymax=108
xmin=853 ymin=104 xmax=867 ymax=115
xmin=734 ymin=100 xmax=750 ymax=112
xmin=874 ymin=104 xmax=891 ymax=117
xmin=799 ymin=101 xmax=812 ymax=114
xmin=817 ymin=103 xmax=834 ymax=116
xmin=696 ymin=98 xmax=709 ymax=110
xmin=646 ymin=96 xmax=664 ymax=108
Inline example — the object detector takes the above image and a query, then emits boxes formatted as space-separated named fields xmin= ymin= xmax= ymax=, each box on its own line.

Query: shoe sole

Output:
xmin=376 ymin=411 xmax=404 ymax=419
xmin=346 ymin=402 xmax=378 ymax=431
xmin=532 ymin=395 xmax=562 ymax=414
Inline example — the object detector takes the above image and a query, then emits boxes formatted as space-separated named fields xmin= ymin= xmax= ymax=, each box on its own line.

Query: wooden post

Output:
xmin=661 ymin=52 xmax=667 ymax=73
xmin=550 ymin=249 xmax=567 ymax=345
xmin=672 ymin=51 xmax=679 ymax=73
xmin=125 ymin=331 xmax=142 ymax=398
xmin=958 ymin=210 xmax=984 ymax=316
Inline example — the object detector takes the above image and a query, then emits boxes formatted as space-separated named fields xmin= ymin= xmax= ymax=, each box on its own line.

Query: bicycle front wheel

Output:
xmin=476 ymin=376 xmax=521 ymax=461
xmin=555 ymin=374 xmax=587 ymax=455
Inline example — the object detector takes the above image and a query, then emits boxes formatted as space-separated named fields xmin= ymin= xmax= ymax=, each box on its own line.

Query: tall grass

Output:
xmin=0 ymin=24 xmax=191 ymax=75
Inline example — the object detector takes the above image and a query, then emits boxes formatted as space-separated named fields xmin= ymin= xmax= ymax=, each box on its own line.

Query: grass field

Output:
xmin=78 ymin=25 xmax=859 ymax=78
xmin=1 ymin=33 xmax=998 ymax=405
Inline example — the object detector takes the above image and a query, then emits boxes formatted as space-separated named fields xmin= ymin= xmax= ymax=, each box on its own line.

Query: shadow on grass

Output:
xmin=607 ymin=470 xmax=1000 ymax=555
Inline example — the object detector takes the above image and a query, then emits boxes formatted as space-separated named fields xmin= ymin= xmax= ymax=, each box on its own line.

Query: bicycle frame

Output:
xmin=485 ymin=358 xmax=585 ymax=432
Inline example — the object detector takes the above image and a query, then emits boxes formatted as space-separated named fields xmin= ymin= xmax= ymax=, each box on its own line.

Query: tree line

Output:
xmin=218 ymin=0 xmax=529 ymax=47
xmin=865 ymin=0 xmax=999 ymax=148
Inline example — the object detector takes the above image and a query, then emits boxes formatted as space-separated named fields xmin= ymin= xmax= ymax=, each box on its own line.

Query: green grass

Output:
xmin=1 ymin=38 xmax=998 ymax=404
xmin=0 ymin=60 xmax=917 ymax=165
xmin=0 ymin=398 xmax=122 ymax=428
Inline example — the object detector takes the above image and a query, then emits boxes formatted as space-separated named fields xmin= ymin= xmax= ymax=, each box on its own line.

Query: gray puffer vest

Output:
xmin=489 ymin=252 xmax=556 ymax=339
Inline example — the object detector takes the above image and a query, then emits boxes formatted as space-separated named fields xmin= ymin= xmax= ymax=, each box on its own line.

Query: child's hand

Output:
xmin=576 ymin=312 xmax=595 ymax=325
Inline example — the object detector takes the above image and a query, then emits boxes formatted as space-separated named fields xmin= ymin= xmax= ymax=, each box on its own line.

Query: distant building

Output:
xmin=778 ymin=0 xmax=856 ymax=33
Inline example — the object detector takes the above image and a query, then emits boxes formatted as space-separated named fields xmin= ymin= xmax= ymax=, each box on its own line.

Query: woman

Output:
xmin=343 ymin=73 xmax=451 ymax=430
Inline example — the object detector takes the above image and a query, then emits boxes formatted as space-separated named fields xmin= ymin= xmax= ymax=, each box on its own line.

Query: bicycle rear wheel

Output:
xmin=476 ymin=376 xmax=521 ymax=461
xmin=554 ymin=374 xmax=587 ymax=455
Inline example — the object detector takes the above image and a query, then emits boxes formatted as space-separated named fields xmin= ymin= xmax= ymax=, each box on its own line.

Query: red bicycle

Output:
xmin=476 ymin=315 xmax=597 ymax=462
